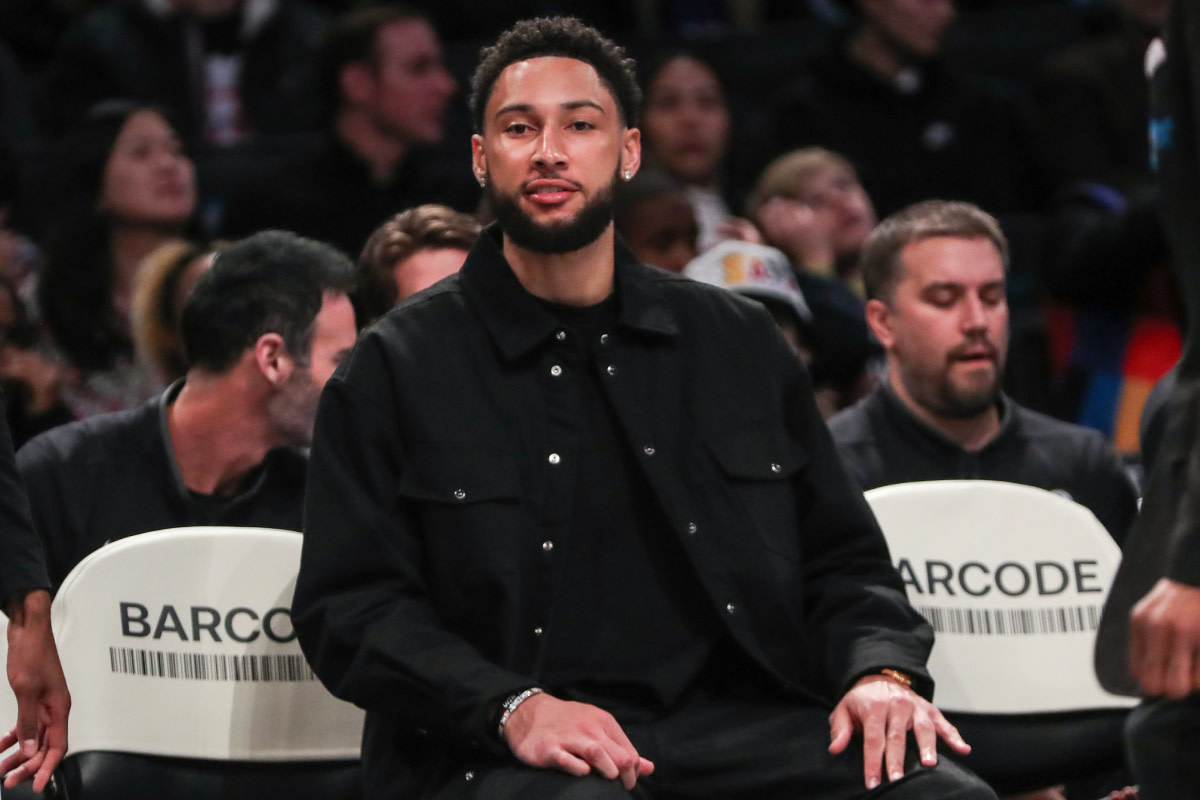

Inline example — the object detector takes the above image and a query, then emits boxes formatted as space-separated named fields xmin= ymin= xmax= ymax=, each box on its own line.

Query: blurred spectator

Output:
xmin=639 ymin=51 xmax=758 ymax=249
xmin=0 ymin=40 xmax=35 ymax=160
xmin=614 ymin=170 xmax=700 ymax=273
xmin=221 ymin=4 xmax=478 ymax=257
xmin=38 ymin=0 xmax=330 ymax=146
xmin=356 ymin=203 xmax=479 ymax=324
xmin=1033 ymin=0 xmax=1178 ymax=455
xmin=747 ymin=147 xmax=877 ymax=291
xmin=766 ymin=0 xmax=1044 ymax=219
xmin=17 ymin=230 xmax=358 ymax=591
xmin=38 ymin=102 xmax=199 ymax=420
xmin=130 ymin=238 xmax=218 ymax=386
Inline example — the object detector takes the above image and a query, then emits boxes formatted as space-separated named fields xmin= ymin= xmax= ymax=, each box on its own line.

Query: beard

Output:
xmin=486 ymin=169 xmax=618 ymax=255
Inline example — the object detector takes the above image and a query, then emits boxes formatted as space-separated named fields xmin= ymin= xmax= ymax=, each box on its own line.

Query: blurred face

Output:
xmin=641 ymin=57 xmax=730 ymax=186
xmin=794 ymin=163 xmax=876 ymax=259
xmin=861 ymin=0 xmax=957 ymax=60
xmin=99 ymin=110 xmax=196 ymax=227
xmin=472 ymin=57 xmax=640 ymax=255
xmin=269 ymin=291 xmax=357 ymax=446
xmin=868 ymin=236 xmax=1008 ymax=420
xmin=363 ymin=20 xmax=456 ymax=147
xmin=621 ymin=193 xmax=699 ymax=272
xmin=393 ymin=246 xmax=468 ymax=300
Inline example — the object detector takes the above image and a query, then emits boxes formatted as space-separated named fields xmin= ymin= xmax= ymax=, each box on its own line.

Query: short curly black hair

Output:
xmin=469 ymin=17 xmax=641 ymax=133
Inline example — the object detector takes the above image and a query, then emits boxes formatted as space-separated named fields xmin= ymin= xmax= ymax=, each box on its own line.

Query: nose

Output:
xmin=960 ymin=292 xmax=988 ymax=332
xmin=533 ymin=126 xmax=567 ymax=169
xmin=437 ymin=65 xmax=457 ymax=96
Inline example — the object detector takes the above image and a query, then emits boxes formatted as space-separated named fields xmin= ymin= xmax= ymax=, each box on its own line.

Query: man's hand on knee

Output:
xmin=501 ymin=693 xmax=654 ymax=790
xmin=828 ymin=674 xmax=969 ymax=790
xmin=1130 ymin=577 xmax=1200 ymax=698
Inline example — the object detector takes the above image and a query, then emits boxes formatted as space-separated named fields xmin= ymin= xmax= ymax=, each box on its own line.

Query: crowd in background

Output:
xmin=0 ymin=0 xmax=1175 ymax=469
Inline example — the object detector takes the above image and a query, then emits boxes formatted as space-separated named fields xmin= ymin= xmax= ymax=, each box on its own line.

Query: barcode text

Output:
xmin=109 ymin=647 xmax=316 ymax=682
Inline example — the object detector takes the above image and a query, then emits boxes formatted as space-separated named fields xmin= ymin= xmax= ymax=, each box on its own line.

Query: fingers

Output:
xmin=13 ymin=692 xmax=41 ymax=759
xmin=931 ymin=707 xmax=970 ymax=755
xmin=827 ymin=703 xmax=852 ymax=755
xmin=883 ymin=701 xmax=911 ymax=784
xmin=911 ymin=704 xmax=938 ymax=768
xmin=860 ymin=708 xmax=886 ymax=790
xmin=35 ymin=717 xmax=67 ymax=794
xmin=3 ymin=744 xmax=44 ymax=789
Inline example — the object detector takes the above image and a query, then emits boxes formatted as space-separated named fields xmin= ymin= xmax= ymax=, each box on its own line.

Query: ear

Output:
xmin=254 ymin=332 xmax=294 ymax=387
xmin=865 ymin=298 xmax=896 ymax=350
xmin=471 ymin=133 xmax=487 ymax=186
xmin=620 ymin=127 xmax=641 ymax=181
xmin=340 ymin=62 xmax=375 ymax=107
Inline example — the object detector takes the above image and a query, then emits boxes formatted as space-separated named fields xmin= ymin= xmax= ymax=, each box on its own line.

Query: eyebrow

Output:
xmin=494 ymin=99 xmax=607 ymax=118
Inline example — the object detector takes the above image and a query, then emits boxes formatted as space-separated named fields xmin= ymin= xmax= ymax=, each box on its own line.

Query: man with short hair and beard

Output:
xmin=829 ymin=199 xmax=1137 ymax=543
xmin=294 ymin=17 xmax=994 ymax=800
xmin=18 ymin=230 xmax=358 ymax=591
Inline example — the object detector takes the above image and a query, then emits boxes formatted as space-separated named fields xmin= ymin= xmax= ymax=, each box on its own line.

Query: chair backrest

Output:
xmin=864 ymin=480 xmax=1139 ymax=714
xmin=51 ymin=526 xmax=364 ymax=761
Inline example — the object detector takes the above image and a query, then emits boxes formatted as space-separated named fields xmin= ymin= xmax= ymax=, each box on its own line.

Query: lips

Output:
xmin=523 ymin=178 xmax=580 ymax=206
xmin=949 ymin=342 xmax=997 ymax=365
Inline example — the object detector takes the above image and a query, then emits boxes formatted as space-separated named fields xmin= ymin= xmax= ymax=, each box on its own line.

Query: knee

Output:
xmin=547 ymin=775 xmax=633 ymax=800
xmin=906 ymin=759 xmax=998 ymax=800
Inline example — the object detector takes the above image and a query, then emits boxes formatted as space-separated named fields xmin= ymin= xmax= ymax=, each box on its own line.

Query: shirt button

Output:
xmin=643 ymin=445 xmax=655 ymax=456
xmin=770 ymin=463 xmax=782 ymax=473
xmin=556 ymin=330 xmax=567 ymax=341
xmin=453 ymin=488 xmax=466 ymax=500
xmin=726 ymin=603 xmax=737 ymax=614
xmin=606 ymin=365 xmax=618 ymax=376
xmin=533 ymin=626 xmax=544 ymax=636
xmin=686 ymin=522 xmax=698 ymax=535
xmin=548 ymin=453 xmax=561 ymax=465
xmin=465 ymin=771 xmax=475 ymax=781
xmin=542 ymin=540 xmax=554 ymax=551
xmin=550 ymin=365 xmax=563 ymax=377
xmin=600 ymin=333 xmax=609 ymax=345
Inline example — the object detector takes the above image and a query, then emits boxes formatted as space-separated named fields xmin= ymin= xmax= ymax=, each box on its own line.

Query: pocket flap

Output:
xmin=398 ymin=443 xmax=520 ymax=503
xmin=708 ymin=425 xmax=807 ymax=480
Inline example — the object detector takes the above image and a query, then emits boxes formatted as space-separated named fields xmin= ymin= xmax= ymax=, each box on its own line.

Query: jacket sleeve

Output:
xmin=0 ymin=390 xmax=50 ymax=606
xmin=292 ymin=335 xmax=533 ymax=754
xmin=772 ymin=326 xmax=935 ymax=699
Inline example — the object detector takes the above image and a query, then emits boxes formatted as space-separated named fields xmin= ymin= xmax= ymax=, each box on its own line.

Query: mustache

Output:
xmin=946 ymin=337 xmax=998 ymax=364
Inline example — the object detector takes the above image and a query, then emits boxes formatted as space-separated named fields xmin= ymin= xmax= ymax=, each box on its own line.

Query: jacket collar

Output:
xmin=461 ymin=224 xmax=679 ymax=362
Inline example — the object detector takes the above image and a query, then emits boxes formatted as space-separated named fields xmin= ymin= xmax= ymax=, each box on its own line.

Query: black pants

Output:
xmin=431 ymin=696 xmax=994 ymax=800
xmin=1126 ymin=694 xmax=1200 ymax=800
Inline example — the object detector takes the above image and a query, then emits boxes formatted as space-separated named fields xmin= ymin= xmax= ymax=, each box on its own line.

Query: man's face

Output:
xmin=268 ymin=291 xmax=358 ymax=446
xmin=361 ymin=20 xmax=456 ymax=147
xmin=860 ymin=0 xmax=957 ymax=61
xmin=868 ymin=236 xmax=1008 ymax=420
xmin=622 ymin=193 xmax=699 ymax=272
xmin=472 ymin=56 xmax=640 ymax=254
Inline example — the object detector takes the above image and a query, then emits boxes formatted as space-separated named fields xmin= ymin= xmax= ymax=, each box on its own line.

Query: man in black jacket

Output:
xmin=828 ymin=200 xmax=1138 ymax=545
xmin=293 ymin=17 xmax=993 ymax=800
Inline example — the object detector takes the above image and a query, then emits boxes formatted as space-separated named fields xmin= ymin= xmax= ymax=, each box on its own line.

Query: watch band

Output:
xmin=497 ymin=687 xmax=544 ymax=739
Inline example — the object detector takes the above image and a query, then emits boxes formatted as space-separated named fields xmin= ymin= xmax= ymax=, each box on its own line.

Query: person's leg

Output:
xmin=1126 ymin=694 xmax=1200 ymax=800
xmin=638 ymin=698 xmax=995 ymax=800
xmin=427 ymin=760 xmax=645 ymax=800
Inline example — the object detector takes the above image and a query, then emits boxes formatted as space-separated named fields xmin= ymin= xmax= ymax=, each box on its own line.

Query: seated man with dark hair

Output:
xmin=18 ymin=230 xmax=358 ymax=591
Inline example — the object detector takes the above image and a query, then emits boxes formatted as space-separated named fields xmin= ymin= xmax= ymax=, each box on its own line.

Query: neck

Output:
xmin=109 ymin=223 xmax=180 ymax=308
xmin=848 ymin=26 xmax=912 ymax=82
xmin=503 ymin=227 xmax=616 ymax=306
xmin=166 ymin=369 xmax=279 ymax=496
xmin=335 ymin=110 xmax=408 ymax=183
xmin=888 ymin=373 xmax=1001 ymax=453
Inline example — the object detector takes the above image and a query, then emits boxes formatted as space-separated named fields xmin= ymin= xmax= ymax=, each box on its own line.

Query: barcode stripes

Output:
xmin=914 ymin=604 xmax=1103 ymax=636
xmin=109 ymin=647 xmax=316 ymax=682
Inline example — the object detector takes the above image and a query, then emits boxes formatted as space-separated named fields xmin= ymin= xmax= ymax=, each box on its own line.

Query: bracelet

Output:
xmin=497 ymin=687 xmax=544 ymax=739
xmin=880 ymin=668 xmax=912 ymax=689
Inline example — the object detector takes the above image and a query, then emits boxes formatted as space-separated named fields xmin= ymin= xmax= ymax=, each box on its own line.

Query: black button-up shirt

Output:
xmin=293 ymin=226 xmax=931 ymax=796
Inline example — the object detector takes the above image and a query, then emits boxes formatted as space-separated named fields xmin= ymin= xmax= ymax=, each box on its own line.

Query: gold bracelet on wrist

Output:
xmin=880 ymin=668 xmax=912 ymax=689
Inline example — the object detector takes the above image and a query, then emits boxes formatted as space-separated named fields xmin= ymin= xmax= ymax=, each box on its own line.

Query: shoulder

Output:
xmin=18 ymin=402 xmax=157 ymax=472
xmin=1009 ymin=403 xmax=1127 ymax=473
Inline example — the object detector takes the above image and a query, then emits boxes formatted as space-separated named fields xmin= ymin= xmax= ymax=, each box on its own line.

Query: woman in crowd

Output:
xmin=639 ymin=50 xmax=757 ymax=250
xmin=37 ymin=101 xmax=198 ymax=418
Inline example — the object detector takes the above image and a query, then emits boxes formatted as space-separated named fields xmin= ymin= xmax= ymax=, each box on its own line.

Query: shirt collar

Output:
xmin=879 ymin=382 xmax=1013 ymax=454
xmin=460 ymin=224 xmax=679 ymax=361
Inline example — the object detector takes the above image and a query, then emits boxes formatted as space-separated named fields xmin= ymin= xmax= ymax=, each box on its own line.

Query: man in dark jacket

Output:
xmin=828 ymin=200 xmax=1138 ymax=545
xmin=293 ymin=17 xmax=993 ymax=800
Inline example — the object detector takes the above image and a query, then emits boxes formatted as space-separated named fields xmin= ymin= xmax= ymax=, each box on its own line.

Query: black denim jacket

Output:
xmin=293 ymin=227 xmax=932 ymax=794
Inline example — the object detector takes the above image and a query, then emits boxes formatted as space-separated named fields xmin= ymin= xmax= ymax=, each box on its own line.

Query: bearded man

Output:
xmin=293 ymin=17 xmax=995 ymax=800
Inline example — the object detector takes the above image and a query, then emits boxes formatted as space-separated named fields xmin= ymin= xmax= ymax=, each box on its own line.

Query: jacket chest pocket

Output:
xmin=707 ymin=425 xmax=808 ymax=562
xmin=398 ymin=443 xmax=520 ymax=505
